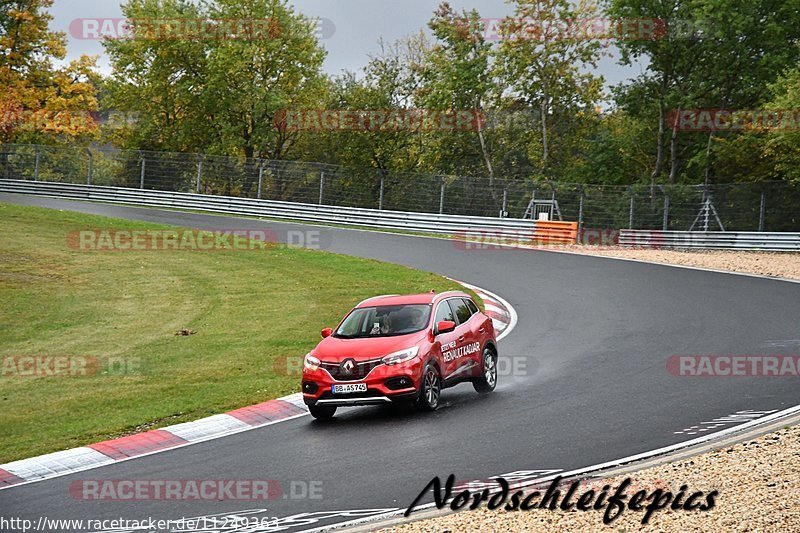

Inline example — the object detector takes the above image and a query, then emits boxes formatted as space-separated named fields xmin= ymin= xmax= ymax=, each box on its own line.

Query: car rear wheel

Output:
xmin=416 ymin=364 xmax=441 ymax=411
xmin=308 ymin=404 xmax=337 ymax=420
xmin=473 ymin=347 xmax=497 ymax=394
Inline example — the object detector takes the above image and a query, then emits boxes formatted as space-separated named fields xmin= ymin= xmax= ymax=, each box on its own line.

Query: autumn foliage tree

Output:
xmin=0 ymin=0 xmax=100 ymax=144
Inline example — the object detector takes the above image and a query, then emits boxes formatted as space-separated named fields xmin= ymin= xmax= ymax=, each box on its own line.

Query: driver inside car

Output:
xmin=379 ymin=312 xmax=393 ymax=334
xmin=407 ymin=308 xmax=426 ymax=331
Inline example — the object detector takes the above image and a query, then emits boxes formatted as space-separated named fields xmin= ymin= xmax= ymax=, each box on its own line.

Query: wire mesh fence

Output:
xmin=1 ymin=143 xmax=799 ymax=232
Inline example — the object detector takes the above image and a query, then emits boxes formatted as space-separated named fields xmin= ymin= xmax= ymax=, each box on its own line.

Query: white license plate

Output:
xmin=331 ymin=383 xmax=367 ymax=394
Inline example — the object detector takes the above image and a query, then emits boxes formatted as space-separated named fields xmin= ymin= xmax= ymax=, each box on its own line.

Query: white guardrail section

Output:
xmin=0 ymin=179 xmax=538 ymax=235
xmin=620 ymin=229 xmax=800 ymax=251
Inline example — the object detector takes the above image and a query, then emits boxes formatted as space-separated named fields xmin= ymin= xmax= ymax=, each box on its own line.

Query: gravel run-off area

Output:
xmin=557 ymin=246 xmax=800 ymax=281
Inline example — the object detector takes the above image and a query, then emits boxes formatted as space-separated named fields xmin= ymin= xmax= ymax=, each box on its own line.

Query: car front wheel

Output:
xmin=473 ymin=347 xmax=497 ymax=394
xmin=416 ymin=364 xmax=441 ymax=411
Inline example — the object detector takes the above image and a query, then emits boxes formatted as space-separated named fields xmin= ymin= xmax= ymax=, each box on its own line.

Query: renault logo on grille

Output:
xmin=341 ymin=359 xmax=356 ymax=374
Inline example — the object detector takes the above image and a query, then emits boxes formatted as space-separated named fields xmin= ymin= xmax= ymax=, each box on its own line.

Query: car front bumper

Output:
xmin=301 ymin=357 xmax=424 ymax=407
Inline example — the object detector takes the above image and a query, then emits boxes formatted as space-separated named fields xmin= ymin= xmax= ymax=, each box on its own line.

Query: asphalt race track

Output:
xmin=2 ymin=193 xmax=799 ymax=532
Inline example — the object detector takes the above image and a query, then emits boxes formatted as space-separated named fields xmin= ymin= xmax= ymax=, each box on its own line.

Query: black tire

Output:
xmin=416 ymin=363 xmax=441 ymax=411
xmin=473 ymin=347 xmax=498 ymax=394
xmin=308 ymin=404 xmax=337 ymax=420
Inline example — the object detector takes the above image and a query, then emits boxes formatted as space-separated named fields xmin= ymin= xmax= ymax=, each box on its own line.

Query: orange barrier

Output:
xmin=533 ymin=220 xmax=578 ymax=244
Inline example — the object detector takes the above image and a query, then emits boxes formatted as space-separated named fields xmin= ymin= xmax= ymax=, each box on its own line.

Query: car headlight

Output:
xmin=304 ymin=353 xmax=320 ymax=371
xmin=382 ymin=346 xmax=419 ymax=366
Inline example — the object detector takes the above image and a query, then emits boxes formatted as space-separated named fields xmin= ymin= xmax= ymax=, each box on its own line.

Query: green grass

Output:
xmin=0 ymin=202 xmax=471 ymax=462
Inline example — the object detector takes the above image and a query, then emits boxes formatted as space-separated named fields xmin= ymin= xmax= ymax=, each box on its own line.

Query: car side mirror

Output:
xmin=436 ymin=320 xmax=456 ymax=335
xmin=321 ymin=327 xmax=333 ymax=338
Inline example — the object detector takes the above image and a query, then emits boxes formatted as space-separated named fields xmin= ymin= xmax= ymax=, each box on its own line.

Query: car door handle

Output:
xmin=458 ymin=336 xmax=465 ymax=342
xmin=478 ymin=327 xmax=486 ymax=333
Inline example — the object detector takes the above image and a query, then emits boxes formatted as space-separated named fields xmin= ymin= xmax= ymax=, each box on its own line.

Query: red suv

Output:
xmin=302 ymin=291 xmax=498 ymax=420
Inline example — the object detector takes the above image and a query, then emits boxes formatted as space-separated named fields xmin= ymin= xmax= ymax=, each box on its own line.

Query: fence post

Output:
xmin=628 ymin=187 xmax=635 ymax=229
xmin=378 ymin=171 xmax=385 ymax=210
xmin=257 ymin=160 xmax=265 ymax=199
xmin=758 ymin=191 xmax=765 ymax=232
xmin=34 ymin=146 xmax=40 ymax=181
xmin=501 ymin=188 xmax=508 ymax=218
xmin=438 ymin=177 xmax=445 ymax=214
xmin=195 ymin=154 xmax=202 ymax=193
xmin=85 ymin=148 xmax=93 ymax=185
xmin=577 ymin=187 xmax=584 ymax=233
xmin=318 ymin=171 xmax=324 ymax=204
xmin=662 ymin=187 xmax=669 ymax=231
xmin=3 ymin=151 xmax=7 ymax=180
xmin=139 ymin=153 xmax=146 ymax=189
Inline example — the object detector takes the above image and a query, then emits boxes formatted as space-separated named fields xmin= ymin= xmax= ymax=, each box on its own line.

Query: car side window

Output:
xmin=448 ymin=298 xmax=472 ymax=325
xmin=464 ymin=298 xmax=479 ymax=315
xmin=434 ymin=301 xmax=455 ymax=326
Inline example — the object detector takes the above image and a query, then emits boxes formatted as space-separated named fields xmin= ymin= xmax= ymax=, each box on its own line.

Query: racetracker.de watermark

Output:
xmin=68 ymin=479 xmax=322 ymax=501
xmin=66 ymin=228 xmax=326 ymax=251
xmin=1 ymin=356 xmax=141 ymax=378
xmin=275 ymin=109 xmax=484 ymax=132
xmin=68 ymin=17 xmax=335 ymax=41
xmin=0 ymin=109 xmax=142 ymax=131
xmin=667 ymin=355 xmax=800 ymax=377
xmin=0 ymin=109 xmax=99 ymax=132
xmin=480 ymin=17 xmax=666 ymax=41
xmin=669 ymin=109 xmax=800 ymax=131
xmin=274 ymin=354 xmax=532 ymax=377
xmin=453 ymin=228 xmax=625 ymax=250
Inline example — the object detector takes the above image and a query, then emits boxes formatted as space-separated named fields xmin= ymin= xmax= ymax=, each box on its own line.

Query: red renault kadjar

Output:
xmin=302 ymin=291 xmax=498 ymax=420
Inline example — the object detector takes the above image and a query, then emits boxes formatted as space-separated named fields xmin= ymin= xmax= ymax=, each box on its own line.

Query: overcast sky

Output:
xmin=51 ymin=0 xmax=647 ymax=97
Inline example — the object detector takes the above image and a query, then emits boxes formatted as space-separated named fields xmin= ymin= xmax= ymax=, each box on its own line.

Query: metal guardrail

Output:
xmin=4 ymin=180 xmax=797 ymax=250
xmin=5 ymin=143 xmax=800 ymax=231
xmin=620 ymin=229 xmax=800 ymax=252
xmin=0 ymin=180 xmax=539 ymax=235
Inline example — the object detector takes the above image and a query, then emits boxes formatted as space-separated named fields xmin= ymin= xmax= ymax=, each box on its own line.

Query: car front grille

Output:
xmin=320 ymin=358 xmax=383 ymax=381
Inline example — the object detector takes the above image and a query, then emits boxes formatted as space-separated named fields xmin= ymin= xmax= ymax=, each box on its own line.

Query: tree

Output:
xmin=605 ymin=0 xmax=701 ymax=184
xmin=201 ymin=0 xmax=326 ymax=159
xmin=607 ymin=0 xmax=800 ymax=184
xmin=415 ymin=3 xmax=502 ymax=203
xmin=285 ymin=36 xmax=435 ymax=209
xmin=685 ymin=0 xmax=800 ymax=185
xmin=102 ymin=0 xmax=207 ymax=152
xmin=495 ymin=0 xmax=604 ymax=182
xmin=308 ymin=36 xmax=428 ymax=173
xmin=104 ymin=0 xmax=326 ymax=158
xmin=762 ymin=67 xmax=800 ymax=183
xmin=0 ymin=0 xmax=100 ymax=144
xmin=563 ymin=109 xmax=653 ymax=185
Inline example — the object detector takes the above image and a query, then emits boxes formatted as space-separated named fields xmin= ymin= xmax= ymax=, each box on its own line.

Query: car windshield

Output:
xmin=335 ymin=304 xmax=431 ymax=338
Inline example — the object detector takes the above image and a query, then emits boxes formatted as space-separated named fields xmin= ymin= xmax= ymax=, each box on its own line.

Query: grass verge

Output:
xmin=0 ymin=202 xmax=469 ymax=462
